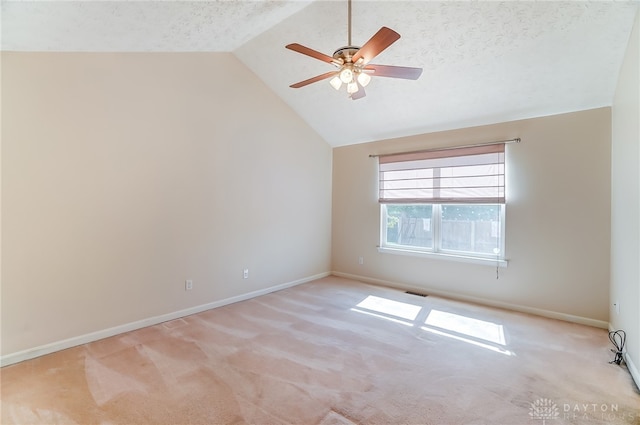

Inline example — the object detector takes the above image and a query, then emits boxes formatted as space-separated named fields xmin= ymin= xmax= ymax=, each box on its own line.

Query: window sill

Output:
xmin=378 ymin=246 xmax=509 ymax=268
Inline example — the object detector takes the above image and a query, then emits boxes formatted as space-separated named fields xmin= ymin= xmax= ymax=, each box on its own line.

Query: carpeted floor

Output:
xmin=1 ymin=276 xmax=639 ymax=424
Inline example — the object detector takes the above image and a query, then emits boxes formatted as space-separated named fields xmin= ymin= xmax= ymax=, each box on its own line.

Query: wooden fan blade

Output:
xmin=351 ymin=83 xmax=366 ymax=100
xmin=364 ymin=64 xmax=423 ymax=80
xmin=290 ymin=71 xmax=337 ymax=89
xmin=286 ymin=43 xmax=336 ymax=64
xmin=351 ymin=27 xmax=401 ymax=64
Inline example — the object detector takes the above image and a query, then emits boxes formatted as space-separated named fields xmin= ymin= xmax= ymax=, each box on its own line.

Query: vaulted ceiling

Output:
xmin=3 ymin=1 xmax=638 ymax=146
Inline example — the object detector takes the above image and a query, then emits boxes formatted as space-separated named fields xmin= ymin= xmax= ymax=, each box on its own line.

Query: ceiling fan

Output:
xmin=285 ymin=0 xmax=423 ymax=100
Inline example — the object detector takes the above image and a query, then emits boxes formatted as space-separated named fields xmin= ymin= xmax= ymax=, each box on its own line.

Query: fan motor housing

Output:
xmin=333 ymin=46 xmax=361 ymax=62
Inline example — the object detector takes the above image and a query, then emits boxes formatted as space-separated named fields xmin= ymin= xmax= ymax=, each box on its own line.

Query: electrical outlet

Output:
xmin=185 ymin=280 xmax=193 ymax=291
xmin=614 ymin=301 xmax=620 ymax=314
xmin=358 ymin=256 xmax=364 ymax=265
xmin=243 ymin=269 xmax=249 ymax=279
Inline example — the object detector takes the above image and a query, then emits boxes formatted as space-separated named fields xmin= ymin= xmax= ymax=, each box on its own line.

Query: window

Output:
xmin=381 ymin=204 xmax=505 ymax=260
xmin=378 ymin=144 xmax=506 ymax=264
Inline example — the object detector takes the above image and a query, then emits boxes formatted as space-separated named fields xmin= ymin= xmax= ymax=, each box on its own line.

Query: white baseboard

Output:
xmin=332 ymin=271 xmax=610 ymax=329
xmin=0 ymin=272 xmax=330 ymax=367
xmin=623 ymin=353 xmax=640 ymax=391
xmin=608 ymin=325 xmax=640 ymax=391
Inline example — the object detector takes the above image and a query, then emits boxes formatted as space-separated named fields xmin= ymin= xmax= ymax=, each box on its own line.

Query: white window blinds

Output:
xmin=378 ymin=144 xmax=505 ymax=204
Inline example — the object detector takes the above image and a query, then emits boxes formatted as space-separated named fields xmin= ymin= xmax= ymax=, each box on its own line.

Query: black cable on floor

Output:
xmin=609 ymin=330 xmax=626 ymax=365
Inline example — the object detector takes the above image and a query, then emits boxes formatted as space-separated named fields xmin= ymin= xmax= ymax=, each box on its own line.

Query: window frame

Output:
xmin=379 ymin=203 xmax=507 ymax=267
xmin=377 ymin=142 xmax=509 ymax=267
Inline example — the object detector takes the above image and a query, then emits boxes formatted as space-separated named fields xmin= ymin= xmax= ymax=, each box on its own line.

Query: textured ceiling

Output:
xmin=1 ymin=1 xmax=312 ymax=51
xmin=2 ymin=1 xmax=639 ymax=147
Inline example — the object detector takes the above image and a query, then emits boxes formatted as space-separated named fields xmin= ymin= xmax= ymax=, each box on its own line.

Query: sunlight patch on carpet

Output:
xmin=350 ymin=308 xmax=414 ymax=327
xmin=425 ymin=310 xmax=506 ymax=345
xmin=420 ymin=326 xmax=514 ymax=356
xmin=354 ymin=295 xmax=422 ymax=321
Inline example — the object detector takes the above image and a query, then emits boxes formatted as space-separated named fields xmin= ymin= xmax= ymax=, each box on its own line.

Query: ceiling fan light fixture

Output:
xmin=285 ymin=0 xmax=422 ymax=100
xmin=329 ymin=76 xmax=343 ymax=90
xmin=339 ymin=67 xmax=354 ymax=84
xmin=357 ymin=71 xmax=371 ymax=87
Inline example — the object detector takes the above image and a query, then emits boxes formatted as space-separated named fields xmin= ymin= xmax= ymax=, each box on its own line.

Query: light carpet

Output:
xmin=1 ymin=276 xmax=639 ymax=424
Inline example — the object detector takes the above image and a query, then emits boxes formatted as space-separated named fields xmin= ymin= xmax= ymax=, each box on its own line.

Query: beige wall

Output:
xmin=611 ymin=10 xmax=640 ymax=384
xmin=1 ymin=52 xmax=332 ymax=357
xmin=333 ymin=108 xmax=611 ymax=325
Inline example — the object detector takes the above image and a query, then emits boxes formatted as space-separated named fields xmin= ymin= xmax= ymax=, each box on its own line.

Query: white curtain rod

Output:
xmin=368 ymin=138 xmax=521 ymax=158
